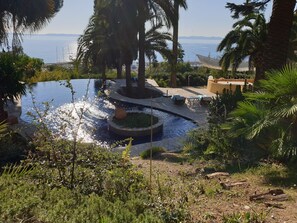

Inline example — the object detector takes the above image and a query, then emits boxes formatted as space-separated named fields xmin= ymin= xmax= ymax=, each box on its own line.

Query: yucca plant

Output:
xmin=228 ymin=65 xmax=297 ymax=160
xmin=0 ymin=121 xmax=7 ymax=140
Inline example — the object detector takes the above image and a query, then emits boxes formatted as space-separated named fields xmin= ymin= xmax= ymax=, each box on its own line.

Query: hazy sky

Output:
xmin=38 ymin=0 xmax=272 ymax=37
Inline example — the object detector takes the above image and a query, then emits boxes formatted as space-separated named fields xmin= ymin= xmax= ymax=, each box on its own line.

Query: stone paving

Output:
xmin=106 ymin=79 xmax=215 ymax=126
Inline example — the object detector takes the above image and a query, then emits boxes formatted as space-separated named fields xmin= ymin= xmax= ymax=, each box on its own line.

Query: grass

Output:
xmin=113 ymin=112 xmax=158 ymax=128
xmin=131 ymin=157 xmax=297 ymax=223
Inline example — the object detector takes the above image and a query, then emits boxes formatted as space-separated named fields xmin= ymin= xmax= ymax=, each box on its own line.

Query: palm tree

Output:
xmin=217 ymin=13 xmax=267 ymax=81
xmin=262 ymin=0 xmax=296 ymax=73
xmin=229 ymin=65 xmax=297 ymax=160
xmin=79 ymin=0 xmax=138 ymax=88
xmin=136 ymin=0 xmax=174 ymax=96
xmin=170 ymin=0 xmax=187 ymax=88
xmin=226 ymin=0 xmax=296 ymax=78
xmin=287 ymin=13 xmax=297 ymax=62
xmin=0 ymin=0 xmax=63 ymax=52
xmin=77 ymin=12 xmax=115 ymax=79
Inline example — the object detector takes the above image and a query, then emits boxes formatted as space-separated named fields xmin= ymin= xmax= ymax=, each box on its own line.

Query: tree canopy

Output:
xmin=0 ymin=0 xmax=64 ymax=52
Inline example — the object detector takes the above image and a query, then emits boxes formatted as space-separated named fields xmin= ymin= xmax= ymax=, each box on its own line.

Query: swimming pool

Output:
xmin=21 ymin=79 xmax=197 ymax=146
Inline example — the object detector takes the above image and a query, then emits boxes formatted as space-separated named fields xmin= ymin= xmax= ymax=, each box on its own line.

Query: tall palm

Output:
xmin=0 ymin=0 xmax=63 ymax=52
xmin=170 ymin=0 xmax=187 ymax=88
xmin=217 ymin=13 xmax=267 ymax=81
xmin=229 ymin=65 xmax=297 ymax=160
xmin=262 ymin=0 xmax=296 ymax=73
xmin=116 ymin=0 xmax=138 ymax=90
xmin=136 ymin=0 xmax=174 ymax=96
xmin=287 ymin=13 xmax=297 ymax=62
xmin=226 ymin=0 xmax=296 ymax=78
xmin=80 ymin=0 xmax=138 ymax=87
xmin=77 ymin=1 xmax=118 ymax=79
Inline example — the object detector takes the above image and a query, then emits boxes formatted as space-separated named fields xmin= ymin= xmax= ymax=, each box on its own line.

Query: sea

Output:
xmin=16 ymin=34 xmax=222 ymax=64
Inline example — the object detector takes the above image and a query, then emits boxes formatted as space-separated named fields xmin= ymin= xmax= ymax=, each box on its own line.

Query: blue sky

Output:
xmin=38 ymin=0 xmax=272 ymax=37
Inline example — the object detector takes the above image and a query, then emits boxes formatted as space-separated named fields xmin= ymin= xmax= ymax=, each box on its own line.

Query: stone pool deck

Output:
xmin=106 ymin=79 xmax=215 ymax=126
xmin=106 ymin=79 xmax=215 ymax=156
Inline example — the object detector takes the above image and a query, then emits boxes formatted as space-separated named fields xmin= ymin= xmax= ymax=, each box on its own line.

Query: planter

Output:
xmin=108 ymin=111 xmax=163 ymax=137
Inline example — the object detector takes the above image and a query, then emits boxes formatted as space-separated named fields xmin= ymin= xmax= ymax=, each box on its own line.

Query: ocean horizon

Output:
xmin=16 ymin=34 xmax=223 ymax=64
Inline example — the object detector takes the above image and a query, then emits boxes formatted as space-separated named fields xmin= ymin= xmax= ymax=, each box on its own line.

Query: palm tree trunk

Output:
xmin=170 ymin=0 xmax=179 ymax=88
xmin=138 ymin=18 xmax=146 ymax=97
xmin=125 ymin=62 xmax=132 ymax=94
xmin=116 ymin=57 xmax=123 ymax=79
xmin=253 ymin=51 xmax=265 ymax=83
xmin=263 ymin=0 xmax=296 ymax=74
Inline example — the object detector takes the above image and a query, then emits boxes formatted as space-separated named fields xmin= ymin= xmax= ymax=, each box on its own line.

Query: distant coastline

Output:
xmin=179 ymin=36 xmax=223 ymax=40
xmin=17 ymin=33 xmax=222 ymax=63
xmin=23 ymin=33 xmax=223 ymax=40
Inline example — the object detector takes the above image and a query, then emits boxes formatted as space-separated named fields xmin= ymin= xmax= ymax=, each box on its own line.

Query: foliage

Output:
xmin=26 ymin=64 xmax=122 ymax=83
xmin=182 ymin=126 xmax=253 ymax=163
xmin=0 ymin=121 xmax=7 ymax=140
xmin=0 ymin=161 xmax=164 ymax=223
xmin=113 ymin=113 xmax=158 ymax=128
xmin=78 ymin=0 xmax=139 ymax=83
xmin=0 ymin=52 xmax=26 ymax=120
xmin=12 ymin=54 xmax=44 ymax=81
xmin=140 ymin=147 xmax=166 ymax=159
xmin=222 ymin=210 xmax=268 ymax=223
xmin=227 ymin=65 xmax=297 ymax=161
xmin=27 ymin=66 xmax=74 ymax=83
xmin=209 ymin=85 xmax=245 ymax=124
xmin=0 ymin=132 xmax=29 ymax=167
xmin=148 ymin=63 xmax=209 ymax=87
xmin=145 ymin=23 xmax=173 ymax=64
xmin=0 ymin=0 xmax=63 ymax=52
xmin=217 ymin=13 xmax=267 ymax=79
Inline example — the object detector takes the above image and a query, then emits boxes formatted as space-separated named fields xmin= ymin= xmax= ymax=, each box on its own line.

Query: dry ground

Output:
xmin=131 ymin=153 xmax=297 ymax=223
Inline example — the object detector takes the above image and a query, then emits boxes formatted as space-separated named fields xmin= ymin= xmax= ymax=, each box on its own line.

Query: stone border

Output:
xmin=107 ymin=111 xmax=163 ymax=137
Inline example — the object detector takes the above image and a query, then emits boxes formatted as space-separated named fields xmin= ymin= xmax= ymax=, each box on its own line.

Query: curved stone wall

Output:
xmin=107 ymin=111 xmax=163 ymax=137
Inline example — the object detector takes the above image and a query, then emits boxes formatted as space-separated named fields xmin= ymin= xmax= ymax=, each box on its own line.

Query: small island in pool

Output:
xmin=108 ymin=110 xmax=163 ymax=137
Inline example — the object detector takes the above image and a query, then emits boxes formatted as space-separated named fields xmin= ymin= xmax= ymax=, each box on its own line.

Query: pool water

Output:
xmin=21 ymin=79 xmax=197 ymax=146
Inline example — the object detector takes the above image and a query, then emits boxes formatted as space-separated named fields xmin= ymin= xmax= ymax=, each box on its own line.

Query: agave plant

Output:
xmin=228 ymin=65 xmax=297 ymax=160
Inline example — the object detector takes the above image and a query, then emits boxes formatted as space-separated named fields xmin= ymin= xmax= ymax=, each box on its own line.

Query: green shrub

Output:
xmin=140 ymin=147 xmax=166 ymax=159
xmin=0 ymin=133 xmax=29 ymax=167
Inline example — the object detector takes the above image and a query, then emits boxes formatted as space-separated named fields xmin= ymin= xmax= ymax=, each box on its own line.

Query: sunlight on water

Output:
xmin=44 ymin=99 xmax=115 ymax=146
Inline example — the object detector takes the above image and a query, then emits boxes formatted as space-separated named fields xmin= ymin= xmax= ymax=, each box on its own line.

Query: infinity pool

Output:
xmin=21 ymin=79 xmax=197 ymax=146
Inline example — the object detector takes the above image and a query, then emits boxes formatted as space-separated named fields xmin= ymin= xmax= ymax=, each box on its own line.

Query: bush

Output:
xmin=0 ymin=132 xmax=29 ymax=167
xmin=0 ymin=163 xmax=161 ymax=223
xmin=140 ymin=147 xmax=166 ymax=159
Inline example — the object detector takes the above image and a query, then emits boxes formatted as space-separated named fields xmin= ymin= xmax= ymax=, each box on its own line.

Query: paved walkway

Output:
xmin=106 ymin=79 xmax=215 ymax=126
